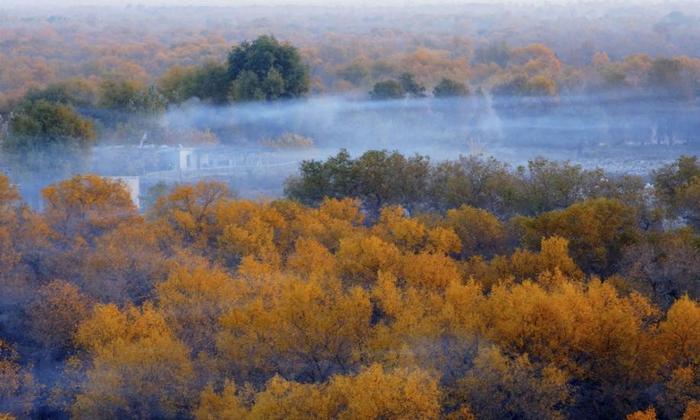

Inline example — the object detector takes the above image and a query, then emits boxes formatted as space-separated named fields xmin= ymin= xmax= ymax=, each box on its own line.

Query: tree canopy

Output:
xmin=4 ymin=100 xmax=95 ymax=154
xmin=0 ymin=161 xmax=698 ymax=418
xmin=433 ymin=78 xmax=469 ymax=97
xmin=227 ymin=35 xmax=310 ymax=102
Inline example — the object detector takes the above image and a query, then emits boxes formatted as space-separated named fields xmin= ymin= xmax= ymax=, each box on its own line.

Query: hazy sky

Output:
xmin=6 ymin=0 xmax=654 ymax=6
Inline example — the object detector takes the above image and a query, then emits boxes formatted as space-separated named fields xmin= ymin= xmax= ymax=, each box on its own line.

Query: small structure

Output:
xmin=177 ymin=147 xmax=197 ymax=171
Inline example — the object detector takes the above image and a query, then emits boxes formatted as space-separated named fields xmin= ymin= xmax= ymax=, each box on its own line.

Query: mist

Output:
xmin=2 ymin=1 xmax=700 ymax=419
xmin=3 ymin=0 xmax=700 ymax=206
xmin=2 ymin=0 xmax=661 ymax=6
xmin=3 ymin=89 xmax=693 ymax=209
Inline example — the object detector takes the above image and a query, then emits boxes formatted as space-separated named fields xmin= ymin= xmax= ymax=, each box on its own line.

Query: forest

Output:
xmin=0 ymin=153 xmax=699 ymax=419
xmin=0 ymin=1 xmax=699 ymax=419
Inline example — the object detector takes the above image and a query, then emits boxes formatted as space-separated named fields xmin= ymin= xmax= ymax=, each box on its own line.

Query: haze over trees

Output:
xmin=0 ymin=2 xmax=699 ymax=419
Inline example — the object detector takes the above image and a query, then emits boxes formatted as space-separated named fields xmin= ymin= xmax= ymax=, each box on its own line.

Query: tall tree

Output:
xmin=227 ymin=35 xmax=309 ymax=102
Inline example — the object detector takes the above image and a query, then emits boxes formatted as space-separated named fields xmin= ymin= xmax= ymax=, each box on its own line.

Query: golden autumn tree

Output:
xmin=194 ymin=381 xmax=249 ymax=420
xmin=149 ymin=180 xmax=230 ymax=251
xmin=285 ymin=238 xmax=337 ymax=280
xmin=509 ymin=236 xmax=582 ymax=283
xmin=325 ymin=364 xmax=441 ymax=419
xmin=517 ymin=198 xmax=640 ymax=275
xmin=656 ymin=296 xmax=700 ymax=418
xmin=658 ymin=366 xmax=700 ymax=419
xmin=214 ymin=200 xmax=286 ymax=267
xmin=683 ymin=401 xmax=700 ymax=420
xmin=298 ymin=198 xmax=365 ymax=251
xmin=373 ymin=206 xmax=461 ymax=256
xmin=217 ymin=273 xmax=372 ymax=384
xmin=625 ymin=407 xmax=657 ymax=420
xmin=366 ymin=271 xmax=485 ymax=381
xmin=80 ymin=222 xmax=168 ymax=304
xmin=657 ymin=296 xmax=700 ymax=369
xmin=247 ymin=377 xmax=330 ymax=419
xmin=197 ymin=364 xmax=441 ymax=420
xmin=400 ymin=252 xmax=462 ymax=290
xmin=482 ymin=278 xmax=662 ymax=416
xmin=71 ymin=304 xmax=195 ymax=418
xmin=373 ymin=206 xmax=428 ymax=253
xmin=42 ymin=175 xmax=139 ymax=245
xmin=336 ymin=235 xmax=402 ymax=287
xmin=156 ymin=259 xmax=241 ymax=355
xmin=444 ymin=204 xmax=506 ymax=258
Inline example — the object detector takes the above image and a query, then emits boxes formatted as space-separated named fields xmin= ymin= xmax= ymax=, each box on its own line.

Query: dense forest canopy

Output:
xmin=2 ymin=1 xmax=700 ymax=107
xmin=0 ymin=1 xmax=699 ymax=419
xmin=0 ymin=154 xmax=699 ymax=418
xmin=2 ymin=2 xmax=700 ymax=155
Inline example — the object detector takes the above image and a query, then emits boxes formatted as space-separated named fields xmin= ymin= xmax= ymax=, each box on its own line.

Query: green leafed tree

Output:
xmin=433 ymin=78 xmax=469 ymax=98
xmin=227 ymin=35 xmax=310 ymax=102
xmin=370 ymin=80 xmax=405 ymax=100
xmin=399 ymin=72 xmax=426 ymax=98
xmin=4 ymin=99 xmax=95 ymax=155
xmin=99 ymin=79 xmax=166 ymax=115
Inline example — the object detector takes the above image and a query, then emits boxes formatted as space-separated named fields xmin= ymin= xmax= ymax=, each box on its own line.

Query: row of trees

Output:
xmin=4 ymin=34 xmax=700 ymax=161
xmin=157 ymin=38 xmax=700 ymax=103
xmin=285 ymin=150 xmax=647 ymax=219
xmin=0 ymin=36 xmax=309 ymax=157
xmin=0 ymin=152 xmax=698 ymax=418
xmin=5 ymin=4 xmax=700 ymax=108
xmin=369 ymin=73 xmax=469 ymax=100
xmin=5 ymin=13 xmax=700 ymax=111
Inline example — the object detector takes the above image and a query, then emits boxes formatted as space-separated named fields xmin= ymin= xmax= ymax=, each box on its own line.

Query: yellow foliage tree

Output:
xmin=444 ymin=204 xmax=506 ymax=259
xmin=217 ymin=274 xmax=372 ymax=383
xmin=42 ymin=175 xmax=139 ymax=245
xmin=658 ymin=296 xmax=700 ymax=368
xmin=517 ymin=198 xmax=640 ymax=275
xmin=373 ymin=206 xmax=427 ymax=253
xmin=150 ymin=180 xmax=229 ymax=250
xmin=336 ymin=235 xmax=402 ymax=287
xmin=157 ymin=260 xmax=241 ymax=354
xmin=510 ymin=236 xmax=582 ymax=282
xmin=71 ymin=303 xmax=194 ymax=418
xmin=285 ymin=238 xmax=337 ymax=280
xmin=194 ymin=381 xmax=249 ymax=420
xmin=401 ymin=252 xmax=462 ymax=289
xmin=683 ymin=400 xmax=700 ymax=420
xmin=248 ymin=376 xmax=330 ymax=419
xmin=80 ymin=222 xmax=167 ymax=304
xmin=625 ymin=407 xmax=657 ymax=420
xmin=326 ymin=364 xmax=440 ymax=419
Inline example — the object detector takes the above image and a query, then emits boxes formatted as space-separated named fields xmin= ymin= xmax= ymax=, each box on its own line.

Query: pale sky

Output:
xmin=5 ymin=0 xmax=660 ymax=6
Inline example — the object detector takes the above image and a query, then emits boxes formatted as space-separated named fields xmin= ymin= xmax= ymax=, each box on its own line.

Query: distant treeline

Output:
xmin=3 ymin=33 xmax=700 ymax=156
xmin=4 ymin=3 xmax=700 ymax=109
